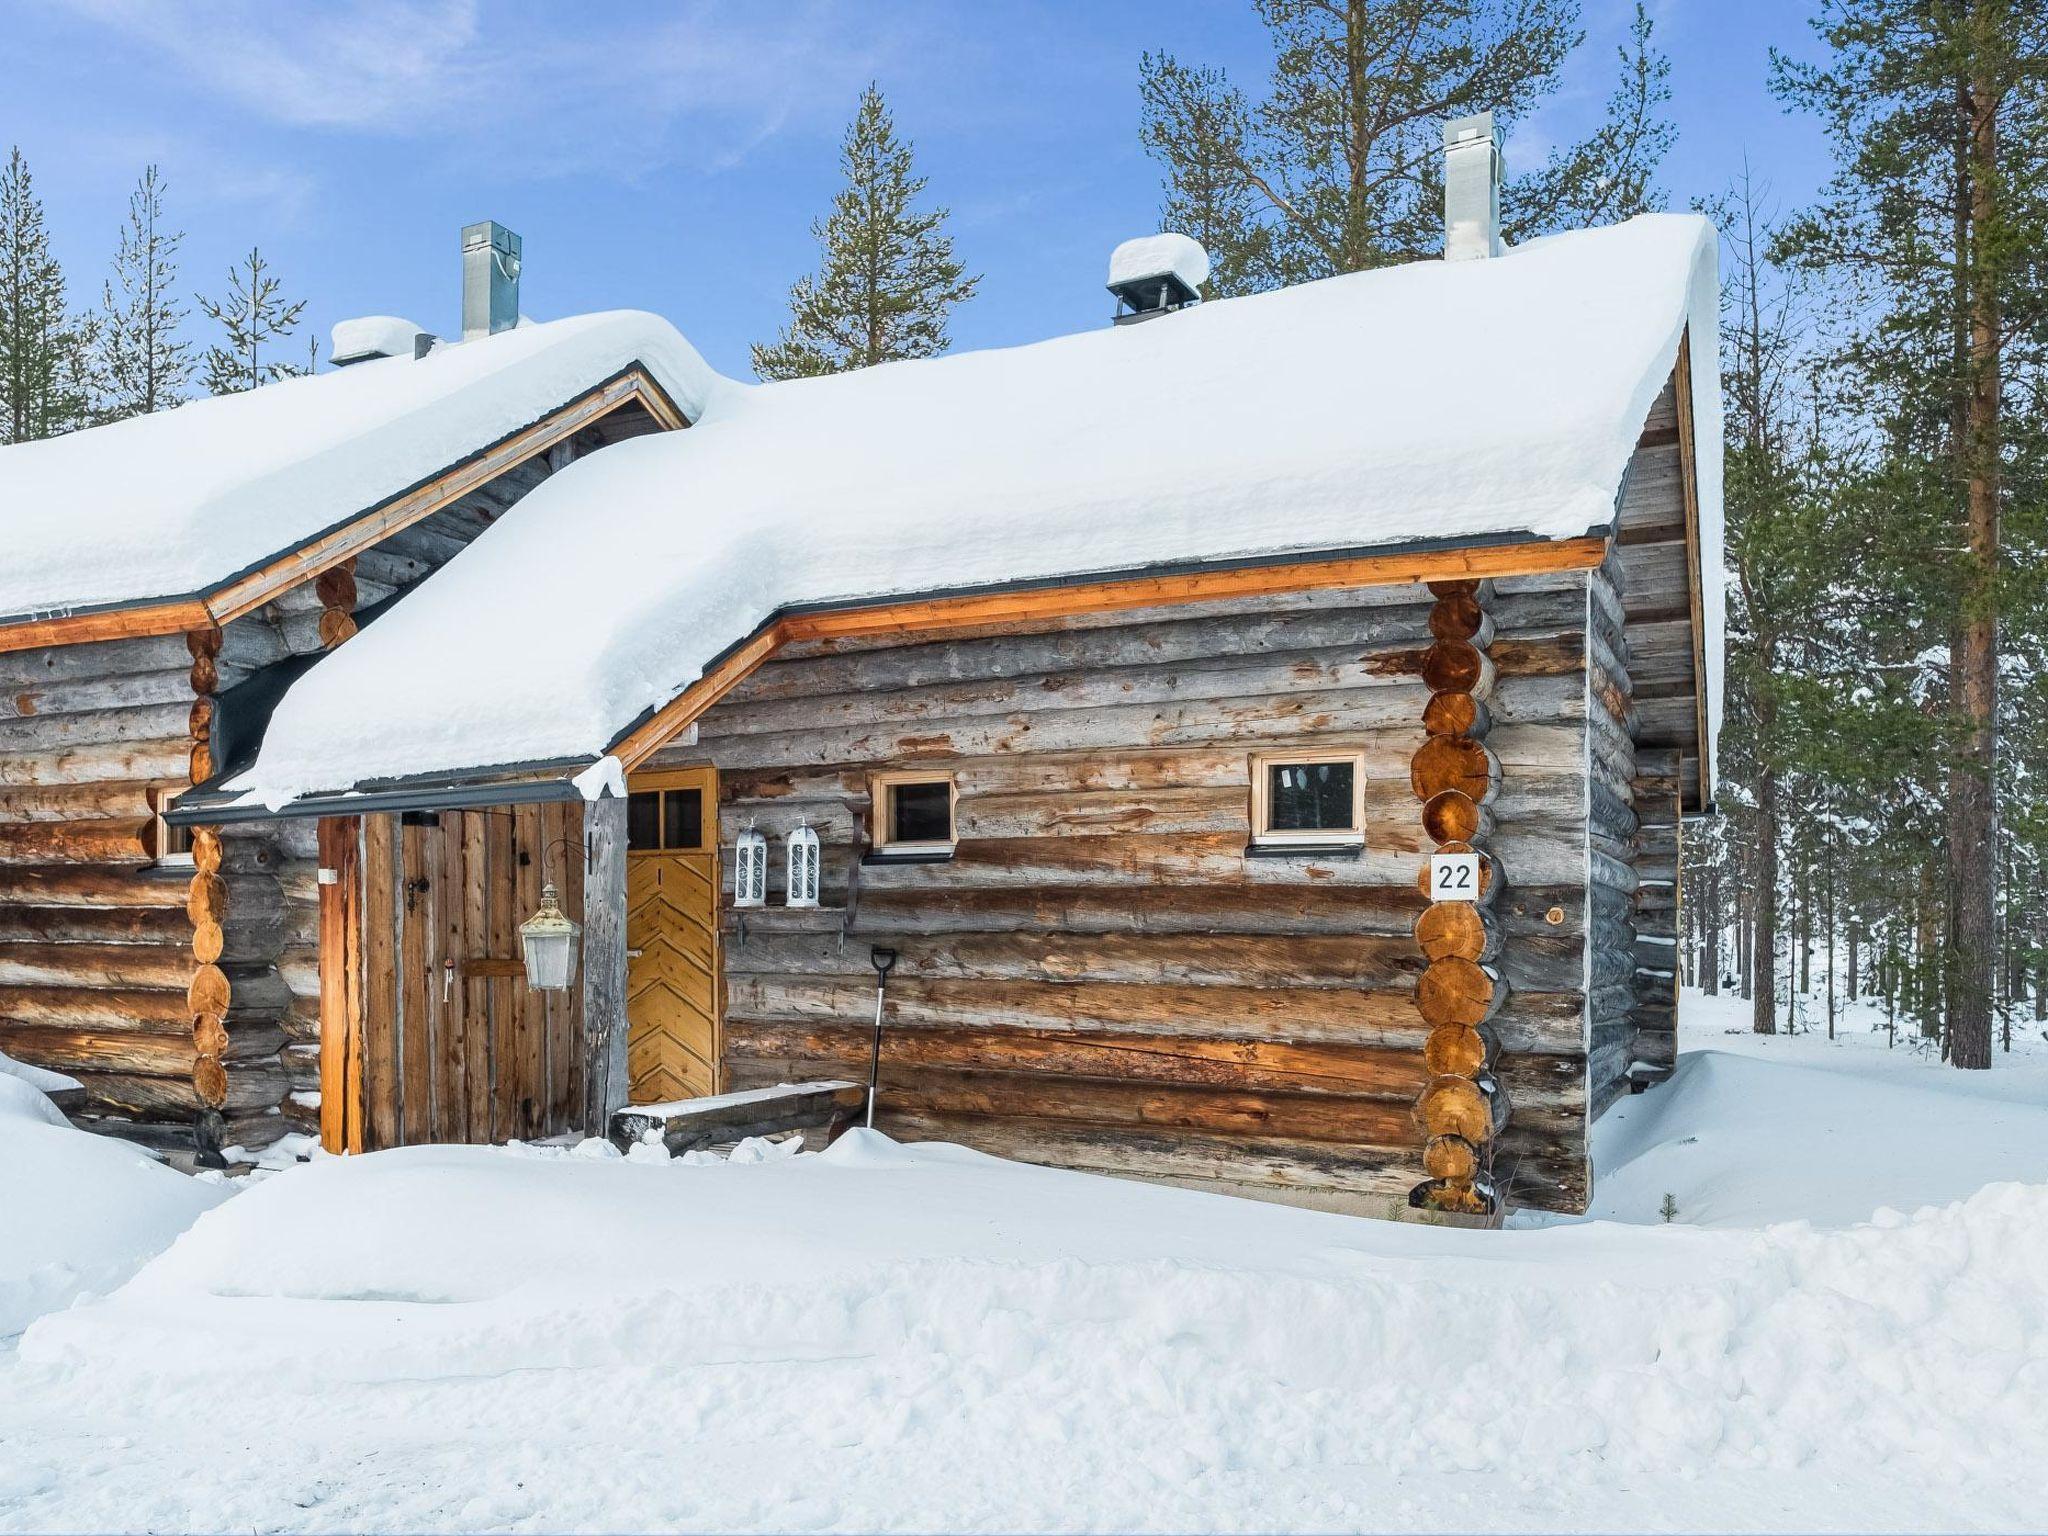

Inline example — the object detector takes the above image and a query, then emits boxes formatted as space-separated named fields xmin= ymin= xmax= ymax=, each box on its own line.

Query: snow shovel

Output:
xmin=865 ymin=947 xmax=898 ymax=1130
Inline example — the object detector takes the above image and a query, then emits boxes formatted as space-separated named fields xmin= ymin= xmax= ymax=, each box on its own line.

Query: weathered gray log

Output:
xmin=610 ymin=1079 xmax=866 ymax=1154
xmin=580 ymin=792 xmax=630 ymax=1135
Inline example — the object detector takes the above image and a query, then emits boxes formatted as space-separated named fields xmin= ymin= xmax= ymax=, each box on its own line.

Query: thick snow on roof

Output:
xmin=237 ymin=213 xmax=1722 ymax=805
xmin=1107 ymin=232 xmax=1211 ymax=292
xmin=0 ymin=311 xmax=723 ymax=620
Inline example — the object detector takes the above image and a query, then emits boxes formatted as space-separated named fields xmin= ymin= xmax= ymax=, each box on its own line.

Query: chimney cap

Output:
xmin=1107 ymin=232 xmax=1210 ymax=296
xmin=331 ymin=315 xmax=435 ymax=366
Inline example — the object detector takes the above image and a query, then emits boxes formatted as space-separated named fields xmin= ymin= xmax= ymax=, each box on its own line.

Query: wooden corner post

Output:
xmin=184 ymin=625 xmax=232 ymax=1167
xmin=1409 ymin=580 xmax=1511 ymax=1215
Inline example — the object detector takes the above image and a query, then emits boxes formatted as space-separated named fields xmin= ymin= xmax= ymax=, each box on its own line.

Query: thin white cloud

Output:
xmin=52 ymin=0 xmax=916 ymax=173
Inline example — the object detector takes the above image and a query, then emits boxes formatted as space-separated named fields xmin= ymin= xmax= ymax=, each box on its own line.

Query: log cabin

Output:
xmin=0 ymin=224 xmax=702 ymax=1161
xmin=26 ymin=120 xmax=1721 ymax=1219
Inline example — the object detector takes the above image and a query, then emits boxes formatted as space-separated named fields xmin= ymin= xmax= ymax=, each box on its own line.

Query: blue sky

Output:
xmin=5 ymin=0 xmax=1833 ymax=380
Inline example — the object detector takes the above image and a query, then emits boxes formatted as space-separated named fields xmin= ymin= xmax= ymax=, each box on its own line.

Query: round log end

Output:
xmin=1409 ymin=735 xmax=1499 ymax=805
xmin=315 ymin=564 xmax=358 ymax=609
xmin=1423 ymin=1022 xmax=1499 ymax=1078
xmin=192 ymin=918 xmax=226 ymax=966
xmin=1420 ymin=788 xmax=1488 ymax=844
xmin=188 ymin=653 xmax=219 ymax=696
xmin=186 ymin=962 xmax=232 ymax=1019
xmin=1419 ymin=639 xmax=1495 ymax=698
xmin=317 ymin=608 xmax=359 ymax=649
xmin=187 ymin=871 xmax=228 ymax=927
xmin=1422 ymin=1133 xmax=1480 ymax=1183
xmin=188 ymin=742 xmax=215 ymax=785
xmin=1415 ymin=1072 xmax=1508 ymax=1143
xmin=1416 ymin=956 xmax=1506 ymax=1028
xmin=1427 ymin=592 xmax=1492 ymax=644
xmin=1414 ymin=899 xmax=1495 ymax=962
xmin=185 ymin=627 xmax=222 ymax=661
xmin=1408 ymin=1176 xmax=1497 ymax=1216
xmin=192 ymin=1053 xmax=229 ymax=1110
xmin=192 ymin=1012 xmax=229 ymax=1059
xmin=1413 ymin=842 xmax=1499 ymax=904
xmin=1421 ymin=692 xmax=1490 ymax=739
xmin=189 ymin=827 xmax=223 ymax=876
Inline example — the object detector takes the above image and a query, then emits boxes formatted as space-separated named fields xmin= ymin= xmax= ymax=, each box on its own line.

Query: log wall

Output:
xmin=1586 ymin=556 xmax=1641 ymax=1120
xmin=667 ymin=573 xmax=1601 ymax=1213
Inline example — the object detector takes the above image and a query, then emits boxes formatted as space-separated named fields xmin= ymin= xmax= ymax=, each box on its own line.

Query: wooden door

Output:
xmin=625 ymin=768 xmax=720 ymax=1104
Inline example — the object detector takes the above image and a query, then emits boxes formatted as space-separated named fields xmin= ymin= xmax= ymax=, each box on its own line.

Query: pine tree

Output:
xmin=1138 ymin=0 xmax=1675 ymax=297
xmin=1772 ymin=0 xmax=2048 ymax=1069
xmin=0 ymin=146 xmax=92 ymax=442
xmin=197 ymin=247 xmax=308 ymax=395
xmin=752 ymin=85 xmax=979 ymax=381
xmin=98 ymin=165 xmax=193 ymax=421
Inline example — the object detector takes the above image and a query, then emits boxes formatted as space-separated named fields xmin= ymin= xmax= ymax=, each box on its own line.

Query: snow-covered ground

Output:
xmin=1 ymin=990 xmax=2043 ymax=1533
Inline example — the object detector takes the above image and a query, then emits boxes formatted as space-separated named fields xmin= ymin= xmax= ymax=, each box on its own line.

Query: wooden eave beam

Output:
xmin=0 ymin=367 xmax=686 ymax=656
xmin=612 ymin=534 xmax=1610 ymax=771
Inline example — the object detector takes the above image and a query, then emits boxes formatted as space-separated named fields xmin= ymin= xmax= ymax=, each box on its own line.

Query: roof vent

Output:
xmin=1107 ymin=233 xmax=1208 ymax=324
xmin=462 ymin=220 xmax=522 ymax=340
xmin=1443 ymin=112 xmax=1503 ymax=261
xmin=330 ymin=315 xmax=435 ymax=366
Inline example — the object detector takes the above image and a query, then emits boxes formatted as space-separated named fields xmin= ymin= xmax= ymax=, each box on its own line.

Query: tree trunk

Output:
xmin=1751 ymin=772 xmax=1777 ymax=1032
xmin=1703 ymin=859 xmax=1721 ymax=997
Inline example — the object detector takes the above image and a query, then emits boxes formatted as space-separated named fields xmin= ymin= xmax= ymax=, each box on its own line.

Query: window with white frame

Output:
xmin=149 ymin=785 xmax=194 ymax=867
xmin=1249 ymin=751 xmax=1365 ymax=846
xmin=870 ymin=771 xmax=957 ymax=856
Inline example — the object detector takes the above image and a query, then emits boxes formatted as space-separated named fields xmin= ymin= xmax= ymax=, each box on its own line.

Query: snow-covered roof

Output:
xmin=233 ymin=213 xmax=1722 ymax=808
xmin=0 ymin=311 xmax=721 ymax=621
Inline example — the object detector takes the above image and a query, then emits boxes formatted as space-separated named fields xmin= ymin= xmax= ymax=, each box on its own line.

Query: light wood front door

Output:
xmin=625 ymin=768 xmax=721 ymax=1104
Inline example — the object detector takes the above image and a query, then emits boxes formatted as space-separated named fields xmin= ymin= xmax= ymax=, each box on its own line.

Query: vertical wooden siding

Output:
xmin=681 ymin=574 xmax=1598 ymax=1212
xmin=354 ymin=802 xmax=585 ymax=1148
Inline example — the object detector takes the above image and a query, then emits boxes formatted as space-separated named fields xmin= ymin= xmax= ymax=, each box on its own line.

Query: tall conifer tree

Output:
xmin=753 ymin=85 xmax=980 ymax=380
xmin=197 ymin=246 xmax=307 ymax=395
xmin=1139 ymin=1 xmax=1675 ymax=296
xmin=99 ymin=165 xmax=193 ymax=420
xmin=0 ymin=147 xmax=92 ymax=442
xmin=1773 ymin=0 xmax=2048 ymax=1068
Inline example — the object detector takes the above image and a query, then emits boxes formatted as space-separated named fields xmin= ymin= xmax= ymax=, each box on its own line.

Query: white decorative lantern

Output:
xmin=785 ymin=821 xmax=821 ymax=909
xmin=518 ymin=881 xmax=580 ymax=990
xmin=734 ymin=826 xmax=768 ymax=908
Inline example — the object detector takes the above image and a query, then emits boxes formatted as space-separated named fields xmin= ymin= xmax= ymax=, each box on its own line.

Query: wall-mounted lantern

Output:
xmin=785 ymin=820 xmax=820 ymax=909
xmin=518 ymin=880 xmax=580 ymax=990
xmin=734 ymin=825 xmax=768 ymax=908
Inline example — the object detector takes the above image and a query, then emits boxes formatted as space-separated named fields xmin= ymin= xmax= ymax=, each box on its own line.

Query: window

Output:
xmin=1250 ymin=751 xmax=1364 ymax=846
xmin=628 ymin=780 xmax=709 ymax=853
xmin=870 ymin=771 xmax=957 ymax=856
xmin=149 ymin=786 xmax=194 ymax=867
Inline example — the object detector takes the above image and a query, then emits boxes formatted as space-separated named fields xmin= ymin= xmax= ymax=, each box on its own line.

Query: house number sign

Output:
xmin=1429 ymin=851 xmax=1480 ymax=901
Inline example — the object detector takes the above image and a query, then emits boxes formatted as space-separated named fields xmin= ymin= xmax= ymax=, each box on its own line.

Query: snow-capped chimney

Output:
xmin=330 ymin=316 xmax=434 ymax=366
xmin=1443 ymin=112 xmax=1503 ymax=261
xmin=1106 ymin=233 xmax=1209 ymax=325
xmin=462 ymin=220 xmax=522 ymax=340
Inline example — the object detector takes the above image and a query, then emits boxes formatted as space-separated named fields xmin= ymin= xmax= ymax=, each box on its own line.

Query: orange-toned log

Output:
xmin=189 ymin=653 xmax=219 ymax=696
xmin=192 ymin=1012 xmax=229 ymax=1059
xmin=1428 ymin=592 xmax=1495 ymax=647
xmin=1419 ymin=639 xmax=1496 ymax=698
xmin=1413 ymin=842 xmax=1500 ymax=904
xmin=192 ymin=918 xmax=225 ymax=965
xmin=186 ymin=871 xmax=228 ymax=925
xmin=1411 ymin=1176 xmax=1495 ymax=1215
xmin=187 ymin=963 xmax=231 ymax=1018
xmin=314 ymin=562 xmax=357 ymax=611
xmin=1410 ymin=735 xmax=1499 ymax=804
xmin=190 ymin=828 xmax=223 ymax=877
xmin=188 ymin=696 xmax=216 ymax=740
xmin=317 ymin=608 xmax=358 ymax=648
xmin=1416 ymin=1072 xmax=1508 ymax=1142
xmin=189 ymin=741 xmax=215 ymax=784
xmin=1425 ymin=578 xmax=1494 ymax=601
xmin=1422 ymin=1133 xmax=1480 ymax=1182
xmin=1422 ymin=691 xmax=1492 ymax=738
xmin=1415 ymin=956 xmax=1506 ymax=1028
xmin=186 ymin=628 xmax=222 ymax=661
xmin=193 ymin=1054 xmax=229 ymax=1109
xmin=1420 ymin=788 xmax=1494 ymax=845
xmin=1423 ymin=1022 xmax=1498 ymax=1077
xmin=1414 ymin=900 xmax=1500 ymax=963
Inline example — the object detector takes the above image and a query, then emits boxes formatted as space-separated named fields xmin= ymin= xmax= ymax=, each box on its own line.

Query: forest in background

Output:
xmin=2 ymin=2 xmax=2041 ymax=1064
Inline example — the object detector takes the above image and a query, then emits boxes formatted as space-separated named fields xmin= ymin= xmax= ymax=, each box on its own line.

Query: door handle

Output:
xmin=628 ymin=948 xmax=645 ymax=958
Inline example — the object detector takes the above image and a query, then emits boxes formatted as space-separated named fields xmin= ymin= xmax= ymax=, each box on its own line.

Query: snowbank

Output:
xmin=234 ymin=213 xmax=1722 ymax=805
xmin=0 ymin=1045 xmax=80 ymax=1099
xmin=8 ymin=1119 xmax=2046 ymax=1531
xmin=0 ymin=311 xmax=724 ymax=620
xmin=0 ymin=1074 xmax=229 ymax=1339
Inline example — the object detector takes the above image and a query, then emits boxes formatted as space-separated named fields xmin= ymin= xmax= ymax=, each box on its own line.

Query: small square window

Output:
xmin=663 ymin=788 xmax=703 ymax=851
xmin=149 ymin=786 xmax=194 ymax=867
xmin=871 ymin=772 xmax=957 ymax=856
xmin=1250 ymin=752 xmax=1364 ymax=846
xmin=628 ymin=777 xmax=712 ymax=853
xmin=627 ymin=791 xmax=661 ymax=852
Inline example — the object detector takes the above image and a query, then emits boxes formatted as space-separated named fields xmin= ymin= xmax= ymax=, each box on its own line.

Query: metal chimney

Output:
xmin=461 ymin=220 xmax=522 ymax=339
xmin=1442 ymin=113 xmax=1502 ymax=261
